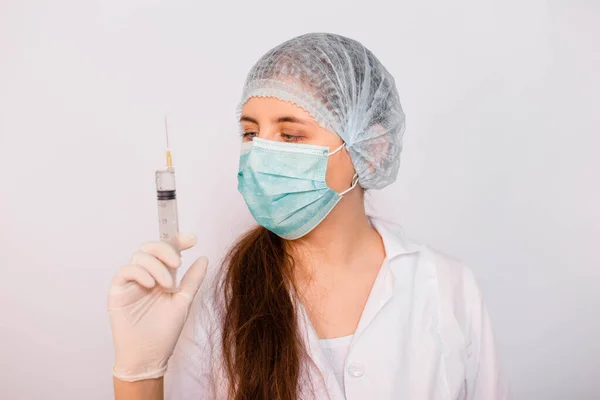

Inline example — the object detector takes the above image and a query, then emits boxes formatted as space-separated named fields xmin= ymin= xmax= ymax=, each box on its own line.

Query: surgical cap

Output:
xmin=236 ymin=32 xmax=405 ymax=190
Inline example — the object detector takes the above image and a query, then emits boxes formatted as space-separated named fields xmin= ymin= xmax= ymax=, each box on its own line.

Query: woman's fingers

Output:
xmin=140 ymin=241 xmax=181 ymax=269
xmin=176 ymin=232 xmax=197 ymax=251
xmin=129 ymin=251 xmax=174 ymax=289
xmin=177 ymin=256 xmax=209 ymax=303
xmin=111 ymin=264 xmax=156 ymax=289
xmin=139 ymin=233 xmax=197 ymax=268
xmin=113 ymin=233 xmax=198 ymax=291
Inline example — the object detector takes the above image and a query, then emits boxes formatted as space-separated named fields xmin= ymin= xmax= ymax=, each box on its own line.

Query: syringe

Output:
xmin=155 ymin=116 xmax=180 ymax=292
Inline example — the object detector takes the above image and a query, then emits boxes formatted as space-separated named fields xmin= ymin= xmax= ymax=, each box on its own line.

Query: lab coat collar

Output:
xmin=368 ymin=216 xmax=423 ymax=260
xmin=349 ymin=216 xmax=423 ymax=344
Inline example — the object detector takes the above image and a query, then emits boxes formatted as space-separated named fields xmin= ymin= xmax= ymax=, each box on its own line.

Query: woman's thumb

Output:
xmin=177 ymin=256 xmax=208 ymax=302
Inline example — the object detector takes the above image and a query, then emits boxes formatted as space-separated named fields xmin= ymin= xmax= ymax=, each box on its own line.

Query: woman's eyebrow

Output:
xmin=239 ymin=115 xmax=310 ymax=125
xmin=239 ymin=115 xmax=259 ymax=124
xmin=274 ymin=116 xmax=309 ymax=125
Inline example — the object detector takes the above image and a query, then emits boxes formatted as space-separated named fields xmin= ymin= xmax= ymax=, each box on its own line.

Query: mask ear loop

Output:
xmin=328 ymin=142 xmax=346 ymax=157
xmin=329 ymin=142 xmax=359 ymax=196
xmin=340 ymin=172 xmax=359 ymax=196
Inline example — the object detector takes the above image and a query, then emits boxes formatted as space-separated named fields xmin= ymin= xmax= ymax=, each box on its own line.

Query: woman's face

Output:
xmin=240 ymin=97 xmax=357 ymax=194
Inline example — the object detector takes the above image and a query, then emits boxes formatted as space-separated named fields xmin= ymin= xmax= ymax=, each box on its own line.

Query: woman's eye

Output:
xmin=281 ymin=133 xmax=302 ymax=142
xmin=241 ymin=132 xmax=257 ymax=140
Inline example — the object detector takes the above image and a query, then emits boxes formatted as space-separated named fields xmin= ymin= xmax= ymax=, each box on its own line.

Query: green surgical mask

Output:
xmin=237 ymin=138 xmax=358 ymax=240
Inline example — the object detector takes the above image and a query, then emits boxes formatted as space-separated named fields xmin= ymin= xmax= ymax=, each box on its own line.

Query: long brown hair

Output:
xmin=218 ymin=225 xmax=314 ymax=399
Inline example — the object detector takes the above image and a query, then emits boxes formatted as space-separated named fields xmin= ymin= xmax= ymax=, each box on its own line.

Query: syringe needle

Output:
xmin=165 ymin=115 xmax=173 ymax=168
xmin=164 ymin=116 xmax=170 ymax=149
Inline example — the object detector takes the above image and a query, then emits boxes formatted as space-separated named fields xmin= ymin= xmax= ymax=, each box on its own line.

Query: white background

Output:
xmin=1 ymin=0 xmax=598 ymax=399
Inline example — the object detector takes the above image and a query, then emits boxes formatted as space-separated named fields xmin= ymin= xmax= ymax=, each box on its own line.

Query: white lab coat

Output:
xmin=165 ymin=217 xmax=508 ymax=399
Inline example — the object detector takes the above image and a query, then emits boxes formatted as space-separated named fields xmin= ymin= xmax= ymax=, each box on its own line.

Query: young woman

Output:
xmin=108 ymin=32 xmax=507 ymax=400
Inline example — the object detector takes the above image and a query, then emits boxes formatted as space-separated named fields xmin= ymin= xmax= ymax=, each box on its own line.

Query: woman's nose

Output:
xmin=257 ymin=129 xmax=280 ymax=142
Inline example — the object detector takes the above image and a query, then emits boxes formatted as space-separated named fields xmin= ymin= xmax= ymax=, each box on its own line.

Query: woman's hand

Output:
xmin=108 ymin=233 xmax=208 ymax=382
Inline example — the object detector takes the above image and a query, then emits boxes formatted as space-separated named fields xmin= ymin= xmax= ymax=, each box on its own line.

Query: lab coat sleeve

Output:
xmin=461 ymin=265 xmax=509 ymax=400
xmin=164 ymin=279 xmax=217 ymax=400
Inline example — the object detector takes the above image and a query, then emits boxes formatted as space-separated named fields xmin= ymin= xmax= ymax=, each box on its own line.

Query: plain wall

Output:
xmin=1 ymin=0 xmax=598 ymax=399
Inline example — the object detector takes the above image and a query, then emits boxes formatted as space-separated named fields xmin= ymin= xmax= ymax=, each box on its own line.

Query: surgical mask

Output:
xmin=237 ymin=137 xmax=358 ymax=240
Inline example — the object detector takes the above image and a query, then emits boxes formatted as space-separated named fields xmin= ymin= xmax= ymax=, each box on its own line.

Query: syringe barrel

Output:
xmin=155 ymin=167 xmax=180 ymax=290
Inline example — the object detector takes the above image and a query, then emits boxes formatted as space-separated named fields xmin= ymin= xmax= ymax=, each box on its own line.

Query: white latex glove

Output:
xmin=108 ymin=232 xmax=208 ymax=382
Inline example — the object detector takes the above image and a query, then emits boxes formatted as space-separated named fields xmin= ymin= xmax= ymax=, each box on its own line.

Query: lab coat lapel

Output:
xmin=350 ymin=258 xmax=394 ymax=345
xmin=351 ymin=217 xmax=423 ymax=344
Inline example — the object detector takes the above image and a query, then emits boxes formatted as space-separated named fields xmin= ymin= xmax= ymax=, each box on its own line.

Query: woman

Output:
xmin=108 ymin=33 xmax=507 ymax=399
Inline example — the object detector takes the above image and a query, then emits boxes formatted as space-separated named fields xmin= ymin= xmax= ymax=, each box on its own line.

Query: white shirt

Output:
xmin=165 ymin=216 xmax=508 ymax=399
xmin=319 ymin=333 xmax=354 ymax=393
